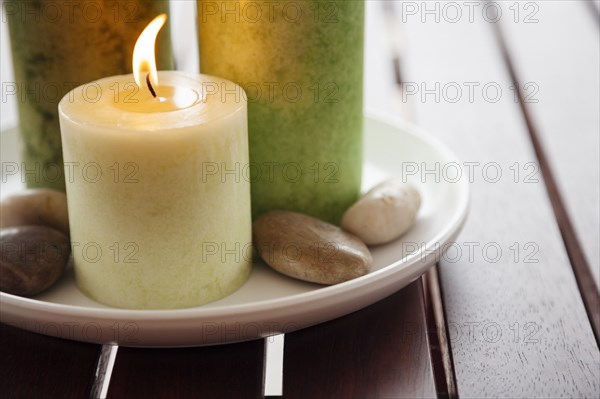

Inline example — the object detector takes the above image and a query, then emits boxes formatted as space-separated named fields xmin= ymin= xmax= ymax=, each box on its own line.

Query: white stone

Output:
xmin=341 ymin=180 xmax=421 ymax=245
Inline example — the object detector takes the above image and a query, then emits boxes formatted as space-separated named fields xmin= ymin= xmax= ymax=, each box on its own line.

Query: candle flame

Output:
xmin=133 ymin=14 xmax=167 ymax=92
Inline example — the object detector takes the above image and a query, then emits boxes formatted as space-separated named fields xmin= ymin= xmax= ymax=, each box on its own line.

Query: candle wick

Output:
xmin=146 ymin=74 xmax=157 ymax=98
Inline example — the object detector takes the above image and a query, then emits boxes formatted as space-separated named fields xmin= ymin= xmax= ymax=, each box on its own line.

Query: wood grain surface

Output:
xmin=1 ymin=2 xmax=599 ymax=398
xmin=394 ymin=0 xmax=600 ymax=396
xmin=496 ymin=0 xmax=600 ymax=337
xmin=107 ymin=339 xmax=265 ymax=398
xmin=0 ymin=323 xmax=101 ymax=398
xmin=282 ymin=280 xmax=436 ymax=399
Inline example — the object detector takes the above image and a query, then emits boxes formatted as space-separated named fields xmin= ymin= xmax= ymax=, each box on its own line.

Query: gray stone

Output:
xmin=0 ymin=226 xmax=70 ymax=296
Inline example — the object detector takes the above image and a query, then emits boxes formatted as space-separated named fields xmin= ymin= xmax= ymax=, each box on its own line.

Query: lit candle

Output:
xmin=58 ymin=15 xmax=252 ymax=309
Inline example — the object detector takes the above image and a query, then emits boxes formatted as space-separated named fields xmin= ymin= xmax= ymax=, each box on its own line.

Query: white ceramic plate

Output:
xmin=0 ymin=113 xmax=469 ymax=347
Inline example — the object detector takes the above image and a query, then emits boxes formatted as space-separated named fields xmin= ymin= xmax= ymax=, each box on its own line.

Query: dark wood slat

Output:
xmin=283 ymin=280 xmax=436 ymax=399
xmin=495 ymin=0 xmax=600 ymax=341
xmin=0 ymin=323 xmax=101 ymax=398
xmin=398 ymin=1 xmax=600 ymax=396
xmin=107 ymin=339 xmax=264 ymax=398
xmin=422 ymin=267 xmax=458 ymax=398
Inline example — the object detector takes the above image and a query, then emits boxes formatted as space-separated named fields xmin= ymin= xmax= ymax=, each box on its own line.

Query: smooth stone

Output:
xmin=341 ymin=179 xmax=421 ymax=245
xmin=0 ymin=189 xmax=70 ymax=236
xmin=253 ymin=211 xmax=372 ymax=285
xmin=0 ymin=226 xmax=71 ymax=296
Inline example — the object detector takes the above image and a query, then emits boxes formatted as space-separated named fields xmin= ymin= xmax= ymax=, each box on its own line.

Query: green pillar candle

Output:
xmin=198 ymin=0 xmax=364 ymax=224
xmin=4 ymin=0 xmax=172 ymax=191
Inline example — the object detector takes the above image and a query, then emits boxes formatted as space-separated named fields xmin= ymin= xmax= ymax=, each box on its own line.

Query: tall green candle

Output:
xmin=4 ymin=0 xmax=172 ymax=191
xmin=198 ymin=0 xmax=364 ymax=224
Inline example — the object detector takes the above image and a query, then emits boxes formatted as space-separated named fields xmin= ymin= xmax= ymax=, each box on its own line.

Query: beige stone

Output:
xmin=1 ymin=189 xmax=70 ymax=236
xmin=253 ymin=211 xmax=372 ymax=285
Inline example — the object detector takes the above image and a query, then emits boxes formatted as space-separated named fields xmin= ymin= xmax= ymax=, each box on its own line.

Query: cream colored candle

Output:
xmin=59 ymin=71 xmax=251 ymax=309
xmin=58 ymin=16 xmax=251 ymax=309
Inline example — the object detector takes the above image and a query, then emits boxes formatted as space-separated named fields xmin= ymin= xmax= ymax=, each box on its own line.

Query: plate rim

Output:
xmin=0 ymin=112 xmax=470 ymax=338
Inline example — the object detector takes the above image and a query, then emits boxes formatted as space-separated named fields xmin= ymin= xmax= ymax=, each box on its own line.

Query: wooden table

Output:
xmin=1 ymin=1 xmax=599 ymax=397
